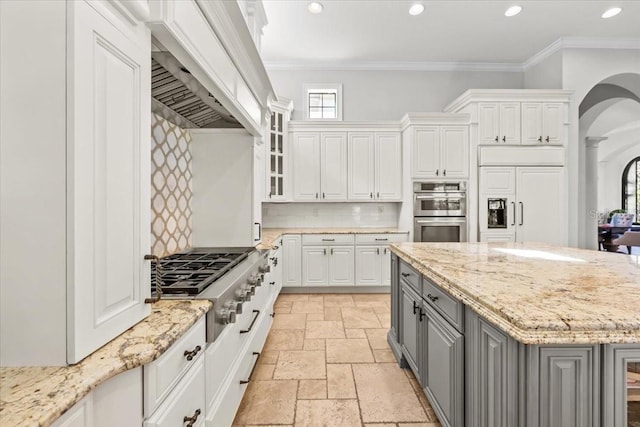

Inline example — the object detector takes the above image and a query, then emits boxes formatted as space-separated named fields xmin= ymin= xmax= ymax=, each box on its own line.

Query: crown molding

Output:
xmin=264 ymin=37 xmax=640 ymax=73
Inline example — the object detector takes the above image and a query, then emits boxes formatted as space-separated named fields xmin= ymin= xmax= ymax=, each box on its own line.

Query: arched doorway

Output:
xmin=578 ymin=73 xmax=640 ymax=250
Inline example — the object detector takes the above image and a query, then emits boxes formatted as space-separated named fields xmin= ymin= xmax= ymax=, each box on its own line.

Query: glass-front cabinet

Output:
xmin=267 ymin=98 xmax=293 ymax=201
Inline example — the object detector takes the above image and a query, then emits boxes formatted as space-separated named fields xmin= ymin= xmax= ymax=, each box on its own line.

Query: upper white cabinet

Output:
xmin=266 ymin=99 xmax=293 ymax=201
xmin=478 ymin=102 xmax=521 ymax=144
xmin=1 ymin=0 xmax=151 ymax=366
xmin=348 ymin=132 xmax=402 ymax=201
xmin=521 ymin=103 xmax=564 ymax=145
xmin=444 ymin=90 xmax=571 ymax=147
xmin=291 ymin=132 xmax=348 ymax=201
xmin=411 ymin=126 xmax=469 ymax=179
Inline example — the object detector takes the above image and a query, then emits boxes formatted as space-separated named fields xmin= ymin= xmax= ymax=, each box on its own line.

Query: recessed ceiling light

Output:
xmin=409 ymin=3 xmax=425 ymax=16
xmin=601 ymin=7 xmax=622 ymax=18
xmin=505 ymin=5 xmax=522 ymax=17
xmin=307 ymin=1 xmax=323 ymax=14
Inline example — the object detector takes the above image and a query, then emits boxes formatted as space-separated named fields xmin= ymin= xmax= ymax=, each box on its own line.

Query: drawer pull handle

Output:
xmin=375 ymin=238 xmax=388 ymax=241
xmin=272 ymin=245 xmax=279 ymax=250
xmin=183 ymin=345 xmax=201 ymax=361
xmin=401 ymin=272 xmax=410 ymax=278
xmin=240 ymin=352 xmax=261 ymax=384
xmin=384 ymin=248 xmax=387 ymax=254
xmin=322 ymin=238 xmax=335 ymax=241
xmin=183 ymin=408 xmax=201 ymax=426
xmin=419 ymin=308 xmax=426 ymax=322
xmin=269 ymin=281 xmax=276 ymax=285
xmin=413 ymin=300 xmax=419 ymax=315
xmin=427 ymin=294 xmax=439 ymax=302
xmin=240 ymin=310 xmax=260 ymax=334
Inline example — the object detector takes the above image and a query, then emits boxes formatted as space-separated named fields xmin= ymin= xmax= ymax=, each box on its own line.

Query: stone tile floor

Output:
xmin=233 ymin=293 xmax=441 ymax=427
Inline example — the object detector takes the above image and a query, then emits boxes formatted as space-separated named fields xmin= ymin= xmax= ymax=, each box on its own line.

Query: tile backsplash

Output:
xmin=262 ymin=202 xmax=400 ymax=228
xmin=150 ymin=113 xmax=193 ymax=257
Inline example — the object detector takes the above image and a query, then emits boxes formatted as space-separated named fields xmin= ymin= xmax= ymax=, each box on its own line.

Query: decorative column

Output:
xmin=585 ymin=137 xmax=607 ymax=250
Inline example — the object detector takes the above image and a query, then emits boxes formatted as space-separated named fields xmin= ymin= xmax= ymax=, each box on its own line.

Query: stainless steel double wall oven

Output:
xmin=413 ymin=182 xmax=468 ymax=242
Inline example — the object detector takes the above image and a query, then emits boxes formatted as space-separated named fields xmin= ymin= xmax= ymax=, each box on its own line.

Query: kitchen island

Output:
xmin=388 ymin=242 xmax=639 ymax=427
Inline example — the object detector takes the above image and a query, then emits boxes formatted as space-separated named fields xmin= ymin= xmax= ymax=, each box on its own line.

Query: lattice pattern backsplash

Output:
xmin=150 ymin=113 xmax=193 ymax=257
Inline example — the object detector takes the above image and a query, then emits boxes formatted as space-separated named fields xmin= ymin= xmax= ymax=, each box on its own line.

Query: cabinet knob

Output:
xmin=269 ymin=281 xmax=276 ymax=285
xmin=315 ymin=193 xmax=318 ymax=199
xmin=443 ymin=170 xmax=446 ymax=177
xmin=370 ymin=192 xmax=373 ymax=198
xmin=322 ymin=192 xmax=325 ymax=199
xmin=427 ymin=293 xmax=439 ymax=303
xmin=494 ymin=136 xmax=499 ymax=143
xmin=502 ymin=136 xmax=506 ymax=143
xmin=401 ymin=272 xmax=410 ymax=278
xmin=377 ymin=192 xmax=380 ymax=198
xmin=413 ymin=300 xmax=419 ymax=315
xmin=545 ymin=136 xmax=550 ymax=143
xmin=435 ymin=169 xmax=439 ymax=176
xmin=183 ymin=345 xmax=202 ymax=361
xmin=537 ymin=136 xmax=542 ymax=143
xmin=419 ymin=308 xmax=426 ymax=322
xmin=183 ymin=409 xmax=201 ymax=427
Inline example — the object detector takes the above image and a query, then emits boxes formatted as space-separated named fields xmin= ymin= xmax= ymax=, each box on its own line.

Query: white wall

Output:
xmin=598 ymin=136 xmax=640 ymax=218
xmin=524 ymin=50 xmax=563 ymax=89
xmin=561 ymin=48 xmax=640 ymax=247
xmin=267 ymin=69 xmax=523 ymax=120
xmin=262 ymin=202 xmax=400 ymax=228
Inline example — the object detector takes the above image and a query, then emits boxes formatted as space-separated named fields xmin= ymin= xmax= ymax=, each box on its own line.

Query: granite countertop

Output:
xmin=0 ymin=300 xmax=211 ymax=427
xmin=390 ymin=242 xmax=640 ymax=345
xmin=258 ymin=227 xmax=409 ymax=250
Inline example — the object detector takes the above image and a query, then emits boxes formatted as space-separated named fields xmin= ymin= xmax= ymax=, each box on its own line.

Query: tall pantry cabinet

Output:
xmin=1 ymin=0 xmax=151 ymax=365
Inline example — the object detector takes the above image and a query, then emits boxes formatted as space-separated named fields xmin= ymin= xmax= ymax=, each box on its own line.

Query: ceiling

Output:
xmin=260 ymin=0 xmax=640 ymax=67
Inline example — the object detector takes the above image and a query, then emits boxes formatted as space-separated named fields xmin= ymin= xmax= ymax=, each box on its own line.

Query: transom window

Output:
xmin=622 ymin=156 xmax=640 ymax=222
xmin=303 ymin=83 xmax=342 ymax=121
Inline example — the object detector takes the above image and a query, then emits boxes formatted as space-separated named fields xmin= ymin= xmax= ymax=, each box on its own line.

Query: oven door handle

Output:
xmin=240 ymin=310 xmax=260 ymax=334
xmin=415 ymin=219 xmax=466 ymax=224
xmin=239 ymin=352 xmax=260 ymax=384
xmin=415 ymin=193 xmax=465 ymax=199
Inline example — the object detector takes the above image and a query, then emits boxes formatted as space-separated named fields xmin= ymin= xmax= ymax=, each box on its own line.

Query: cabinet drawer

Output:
xmin=355 ymin=233 xmax=407 ymax=245
xmin=144 ymin=355 xmax=205 ymax=427
xmin=144 ymin=317 xmax=206 ymax=416
xmin=422 ymin=277 xmax=464 ymax=332
xmin=399 ymin=261 xmax=421 ymax=293
xmin=302 ymin=234 xmax=355 ymax=245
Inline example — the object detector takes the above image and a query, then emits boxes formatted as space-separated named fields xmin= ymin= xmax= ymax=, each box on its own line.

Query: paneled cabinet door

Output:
xmin=69 ymin=0 xmax=151 ymax=363
xmin=499 ymin=102 xmax=521 ymax=144
xmin=400 ymin=283 xmax=421 ymax=376
xmin=328 ymin=246 xmax=355 ymax=286
xmin=375 ymin=132 xmax=402 ymax=200
xmin=302 ymin=246 xmax=328 ymax=286
xmin=292 ymin=133 xmax=321 ymax=200
xmin=478 ymin=103 xmax=500 ymax=144
xmin=422 ymin=305 xmax=464 ymax=427
xmin=381 ymin=247 xmax=391 ymax=286
xmin=412 ymin=127 xmax=440 ymax=178
xmin=521 ymin=103 xmax=543 ymax=145
xmin=320 ymin=132 xmax=348 ymax=200
xmin=348 ymin=133 xmax=375 ymax=200
xmin=282 ymin=235 xmax=301 ymax=287
xmin=440 ymin=126 xmax=469 ymax=178
xmin=542 ymin=103 xmax=564 ymax=145
xmin=355 ymin=246 xmax=381 ymax=286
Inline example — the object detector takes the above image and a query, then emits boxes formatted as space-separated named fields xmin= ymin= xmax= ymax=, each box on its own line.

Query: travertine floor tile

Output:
xmin=327 ymin=364 xmax=357 ymax=399
xmin=373 ymin=349 xmax=397 ymax=363
xmin=274 ymin=302 xmax=293 ymax=314
xmin=342 ymin=307 xmax=383 ymax=329
xmin=324 ymin=306 xmax=343 ymax=321
xmin=295 ymin=399 xmax=361 ymax=426
xmin=377 ymin=312 xmax=391 ymax=328
xmin=304 ymin=339 xmax=326 ymax=350
xmin=308 ymin=294 xmax=325 ymax=303
xmin=306 ymin=320 xmax=346 ymax=339
xmin=324 ymin=294 xmax=356 ymax=307
xmin=277 ymin=294 xmax=309 ymax=303
xmin=366 ymin=328 xmax=391 ymax=349
xmin=264 ymin=330 xmax=305 ymax=351
xmin=345 ymin=328 xmax=367 ymax=339
xmin=298 ymin=379 xmax=327 ymax=399
xmin=353 ymin=293 xmax=390 ymax=307
xmin=307 ymin=313 xmax=325 ymax=321
xmin=326 ymin=339 xmax=375 ymax=363
xmin=260 ymin=350 xmax=279 ymax=364
xmin=234 ymin=380 xmax=297 ymax=425
xmin=273 ymin=350 xmax=326 ymax=379
xmin=353 ymin=363 xmax=428 ymax=423
xmin=399 ymin=424 xmax=441 ymax=427
xmin=253 ymin=363 xmax=275 ymax=380
xmin=272 ymin=313 xmax=307 ymax=330
xmin=291 ymin=300 xmax=325 ymax=314
xmin=364 ymin=424 xmax=397 ymax=427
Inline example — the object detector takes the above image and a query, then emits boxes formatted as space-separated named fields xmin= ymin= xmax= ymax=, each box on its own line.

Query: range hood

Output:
xmin=151 ymin=51 xmax=242 ymax=129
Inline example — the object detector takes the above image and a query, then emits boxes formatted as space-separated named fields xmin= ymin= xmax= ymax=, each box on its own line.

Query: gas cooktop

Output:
xmin=152 ymin=247 xmax=255 ymax=295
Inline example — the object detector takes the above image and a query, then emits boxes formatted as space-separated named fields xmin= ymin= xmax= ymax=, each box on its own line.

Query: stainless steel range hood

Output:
xmin=151 ymin=51 xmax=242 ymax=129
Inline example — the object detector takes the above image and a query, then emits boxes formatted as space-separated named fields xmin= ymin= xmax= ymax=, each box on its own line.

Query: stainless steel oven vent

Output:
xmin=151 ymin=52 xmax=242 ymax=129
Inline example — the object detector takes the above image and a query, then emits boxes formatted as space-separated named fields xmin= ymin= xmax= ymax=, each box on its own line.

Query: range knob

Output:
xmin=247 ymin=275 xmax=258 ymax=286
xmin=235 ymin=287 xmax=250 ymax=301
xmin=231 ymin=300 xmax=243 ymax=314
xmin=220 ymin=301 xmax=237 ymax=324
xmin=259 ymin=264 xmax=270 ymax=274
xmin=241 ymin=285 xmax=253 ymax=301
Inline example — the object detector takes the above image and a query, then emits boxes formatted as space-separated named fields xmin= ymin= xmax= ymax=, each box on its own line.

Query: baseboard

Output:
xmin=387 ymin=330 xmax=403 ymax=366
xmin=280 ymin=286 xmax=391 ymax=294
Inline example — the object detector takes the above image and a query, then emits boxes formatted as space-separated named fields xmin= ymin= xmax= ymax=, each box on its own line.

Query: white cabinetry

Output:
xmin=521 ymin=103 xmax=564 ymax=145
xmin=266 ymin=99 xmax=293 ymax=201
xmin=411 ymin=126 xmax=469 ymax=179
xmin=0 ymin=0 xmax=151 ymax=366
xmin=282 ymin=235 xmax=302 ymax=287
xmin=291 ymin=132 xmax=348 ymax=201
xmin=478 ymin=102 xmax=521 ymax=144
xmin=354 ymin=234 xmax=407 ymax=286
xmin=348 ymin=132 xmax=402 ymax=200
xmin=479 ymin=166 xmax=566 ymax=245
xmin=301 ymin=235 xmax=355 ymax=286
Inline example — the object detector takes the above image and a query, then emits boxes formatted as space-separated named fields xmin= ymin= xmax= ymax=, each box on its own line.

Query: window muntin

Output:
xmin=622 ymin=156 xmax=640 ymax=222
xmin=303 ymin=84 xmax=342 ymax=121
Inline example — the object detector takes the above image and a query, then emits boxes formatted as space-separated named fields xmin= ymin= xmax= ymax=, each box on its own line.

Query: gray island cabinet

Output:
xmin=387 ymin=243 xmax=640 ymax=427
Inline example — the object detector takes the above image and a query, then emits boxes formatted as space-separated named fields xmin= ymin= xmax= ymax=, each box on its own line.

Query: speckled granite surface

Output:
xmin=258 ymin=227 xmax=409 ymax=250
xmin=390 ymin=242 xmax=640 ymax=345
xmin=0 ymin=299 xmax=211 ymax=427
